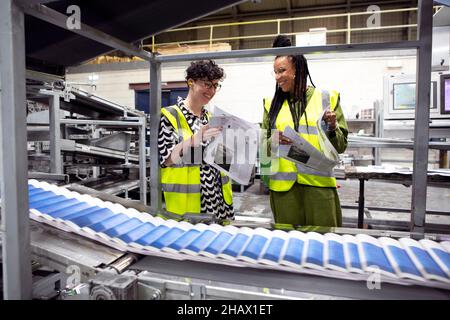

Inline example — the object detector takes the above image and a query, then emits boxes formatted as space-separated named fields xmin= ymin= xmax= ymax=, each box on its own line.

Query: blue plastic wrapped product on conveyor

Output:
xmin=35 ymin=198 xmax=80 ymax=214
xmin=239 ymin=228 xmax=272 ymax=262
xmin=400 ymin=238 xmax=449 ymax=283
xmin=131 ymin=224 xmax=170 ymax=247
xmin=47 ymin=202 xmax=93 ymax=219
xmin=260 ymin=230 xmax=289 ymax=265
xmin=163 ymin=224 xmax=206 ymax=253
xmin=117 ymin=222 xmax=157 ymax=244
xmin=342 ymin=235 xmax=364 ymax=273
xmin=219 ymin=228 xmax=253 ymax=260
xmin=29 ymin=191 xmax=58 ymax=203
xmin=181 ymin=224 xmax=223 ymax=255
xmin=70 ymin=208 xmax=115 ymax=228
xmin=26 ymin=179 xmax=450 ymax=289
xmin=324 ymin=233 xmax=347 ymax=272
xmin=280 ymin=231 xmax=306 ymax=268
xmin=101 ymin=218 xmax=143 ymax=238
xmin=356 ymin=234 xmax=397 ymax=277
xmin=200 ymin=226 xmax=238 ymax=258
xmin=303 ymin=232 xmax=325 ymax=270
xmin=32 ymin=195 xmax=72 ymax=210
xmin=63 ymin=206 xmax=107 ymax=224
xmin=149 ymin=223 xmax=190 ymax=250
xmin=88 ymin=213 xmax=130 ymax=233
xmin=420 ymin=239 xmax=450 ymax=278
xmin=379 ymin=237 xmax=423 ymax=281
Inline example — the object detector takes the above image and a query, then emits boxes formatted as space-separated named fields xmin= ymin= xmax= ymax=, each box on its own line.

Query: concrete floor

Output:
xmin=233 ymin=179 xmax=450 ymax=232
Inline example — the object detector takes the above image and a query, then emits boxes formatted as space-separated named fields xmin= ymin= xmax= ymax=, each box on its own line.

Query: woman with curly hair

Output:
xmin=158 ymin=60 xmax=234 ymax=221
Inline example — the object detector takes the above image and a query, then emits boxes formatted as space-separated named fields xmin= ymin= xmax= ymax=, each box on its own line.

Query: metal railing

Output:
xmin=147 ymin=6 xmax=441 ymax=52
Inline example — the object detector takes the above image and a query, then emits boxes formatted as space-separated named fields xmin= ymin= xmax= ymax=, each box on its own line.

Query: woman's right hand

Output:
xmin=271 ymin=130 xmax=292 ymax=146
xmin=192 ymin=124 xmax=222 ymax=146
xmin=202 ymin=124 xmax=223 ymax=141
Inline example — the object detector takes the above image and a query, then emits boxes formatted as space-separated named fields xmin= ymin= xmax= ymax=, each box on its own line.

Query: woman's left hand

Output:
xmin=323 ymin=110 xmax=337 ymax=131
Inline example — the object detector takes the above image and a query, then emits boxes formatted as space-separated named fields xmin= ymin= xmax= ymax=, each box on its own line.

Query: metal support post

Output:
xmin=0 ymin=0 xmax=32 ymax=299
xmin=92 ymin=128 xmax=100 ymax=179
xmin=347 ymin=13 xmax=351 ymax=44
xmin=357 ymin=179 xmax=365 ymax=229
xmin=374 ymin=100 xmax=382 ymax=166
xmin=139 ymin=118 xmax=147 ymax=205
xmin=149 ymin=60 xmax=162 ymax=213
xmin=49 ymin=93 xmax=62 ymax=174
xmin=411 ymin=0 xmax=433 ymax=234
xmin=439 ymin=150 xmax=448 ymax=169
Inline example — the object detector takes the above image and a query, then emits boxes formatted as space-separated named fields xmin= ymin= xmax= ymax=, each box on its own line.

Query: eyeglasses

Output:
xmin=199 ymin=80 xmax=222 ymax=91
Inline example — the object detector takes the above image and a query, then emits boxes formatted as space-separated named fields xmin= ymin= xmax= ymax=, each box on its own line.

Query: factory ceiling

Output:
xmin=193 ymin=0 xmax=419 ymax=22
xmin=24 ymin=0 xmax=244 ymax=75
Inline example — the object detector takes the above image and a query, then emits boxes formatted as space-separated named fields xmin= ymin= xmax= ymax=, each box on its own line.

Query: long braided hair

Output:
xmin=268 ymin=35 xmax=315 ymax=130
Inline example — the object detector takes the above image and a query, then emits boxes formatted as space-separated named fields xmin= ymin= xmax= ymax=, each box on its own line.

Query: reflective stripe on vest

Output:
xmin=263 ymin=89 xmax=338 ymax=191
xmin=295 ymin=163 xmax=333 ymax=177
xmin=170 ymin=163 xmax=198 ymax=168
xmin=271 ymin=172 xmax=298 ymax=181
xmin=164 ymin=106 xmax=184 ymax=142
xmin=298 ymin=125 xmax=318 ymax=135
xmin=161 ymin=105 xmax=233 ymax=215
xmin=162 ymin=183 xmax=201 ymax=193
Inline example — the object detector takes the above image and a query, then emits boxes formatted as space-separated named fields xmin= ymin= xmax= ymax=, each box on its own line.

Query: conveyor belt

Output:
xmin=27 ymin=180 xmax=450 ymax=290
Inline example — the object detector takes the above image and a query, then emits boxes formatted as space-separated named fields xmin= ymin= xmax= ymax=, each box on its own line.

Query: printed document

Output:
xmin=278 ymin=108 xmax=339 ymax=173
xmin=204 ymin=106 xmax=259 ymax=185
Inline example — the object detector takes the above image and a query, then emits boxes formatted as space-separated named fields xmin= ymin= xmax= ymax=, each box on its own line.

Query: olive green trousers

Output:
xmin=269 ymin=182 xmax=342 ymax=227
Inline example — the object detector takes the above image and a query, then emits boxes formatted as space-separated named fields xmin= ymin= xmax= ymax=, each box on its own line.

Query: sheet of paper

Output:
xmin=277 ymin=107 xmax=340 ymax=174
xmin=280 ymin=126 xmax=338 ymax=173
xmin=204 ymin=106 xmax=260 ymax=185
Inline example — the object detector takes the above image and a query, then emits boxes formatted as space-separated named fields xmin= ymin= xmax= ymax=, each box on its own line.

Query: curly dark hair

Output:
xmin=185 ymin=60 xmax=225 ymax=82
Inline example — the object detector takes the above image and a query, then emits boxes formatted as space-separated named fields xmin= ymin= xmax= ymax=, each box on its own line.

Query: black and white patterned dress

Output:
xmin=158 ymin=99 xmax=234 ymax=220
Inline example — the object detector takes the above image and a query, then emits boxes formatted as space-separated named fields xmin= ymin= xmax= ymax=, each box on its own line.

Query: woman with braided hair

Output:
xmin=262 ymin=35 xmax=348 ymax=228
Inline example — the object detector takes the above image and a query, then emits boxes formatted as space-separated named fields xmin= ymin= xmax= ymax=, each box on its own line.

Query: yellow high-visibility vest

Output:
xmin=263 ymin=89 xmax=339 ymax=191
xmin=160 ymin=105 xmax=233 ymax=215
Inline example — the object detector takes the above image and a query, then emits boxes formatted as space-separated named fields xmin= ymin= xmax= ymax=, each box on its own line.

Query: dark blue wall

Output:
xmin=135 ymin=88 xmax=188 ymax=114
